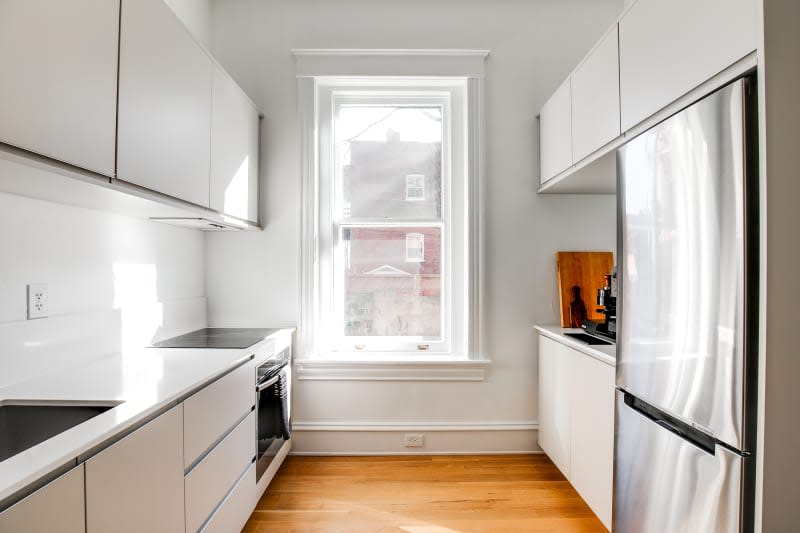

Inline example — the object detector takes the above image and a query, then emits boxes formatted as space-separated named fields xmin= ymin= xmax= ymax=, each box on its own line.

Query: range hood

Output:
xmin=149 ymin=217 xmax=247 ymax=231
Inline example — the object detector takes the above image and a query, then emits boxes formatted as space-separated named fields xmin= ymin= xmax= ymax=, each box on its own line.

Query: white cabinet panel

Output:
xmin=210 ymin=65 xmax=260 ymax=222
xmin=201 ymin=463 xmax=257 ymax=533
xmin=185 ymin=411 xmax=255 ymax=533
xmin=619 ymin=0 xmax=757 ymax=130
xmin=570 ymin=351 xmax=615 ymax=530
xmin=537 ymin=336 xmax=572 ymax=477
xmin=118 ymin=0 xmax=212 ymax=207
xmin=0 ymin=0 xmax=118 ymax=176
xmin=539 ymin=80 xmax=572 ymax=184
xmin=86 ymin=405 xmax=185 ymax=533
xmin=184 ymin=363 xmax=254 ymax=468
xmin=571 ymin=25 xmax=621 ymax=163
xmin=0 ymin=465 xmax=84 ymax=533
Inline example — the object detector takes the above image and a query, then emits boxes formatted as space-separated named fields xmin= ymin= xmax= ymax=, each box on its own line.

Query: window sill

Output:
xmin=295 ymin=356 xmax=491 ymax=381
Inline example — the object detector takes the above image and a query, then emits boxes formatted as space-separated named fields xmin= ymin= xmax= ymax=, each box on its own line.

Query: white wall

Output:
xmin=0 ymin=190 xmax=205 ymax=383
xmin=206 ymin=0 xmax=621 ymax=452
xmin=164 ymin=0 xmax=213 ymax=48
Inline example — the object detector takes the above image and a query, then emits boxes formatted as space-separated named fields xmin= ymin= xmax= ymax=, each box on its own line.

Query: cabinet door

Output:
xmin=0 ymin=0 xmax=118 ymax=176
xmin=619 ymin=0 xmax=757 ymax=131
xmin=118 ymin=0 xmax=212 ymax=207
xmin=571 ymin=25 xmax=621 ymax=163
xmin=569 ymin=351 xmax=615 ymax=530
xmin=86 ymin=405 xmax=184 ymax=533
xmin=0 ymin=465 xmax=84 ymax=533
xmin=537 ymin=336 xmax=572 ymax=477
xmin=539 ymin=80 xmax=572 ymax=184
xmin=210 ymin=65 xmax=260 ymax=222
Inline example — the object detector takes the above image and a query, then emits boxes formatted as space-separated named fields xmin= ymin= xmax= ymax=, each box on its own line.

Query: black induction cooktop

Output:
xmin=151 ymin=328 xmax=280 ymax=349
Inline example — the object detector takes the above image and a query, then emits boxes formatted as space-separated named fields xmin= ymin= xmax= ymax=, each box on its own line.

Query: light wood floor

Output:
xmin=243 ymin=455 xmax=607 ymax=533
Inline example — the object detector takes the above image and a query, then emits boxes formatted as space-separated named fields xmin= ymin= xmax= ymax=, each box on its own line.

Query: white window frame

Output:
xmin=318 ymin=80 xmax=463 ymax=355
xmin=405 ymin=174 xmax=425 ymax=201
xmin=296 ymin=50 xmax=488 ymax=379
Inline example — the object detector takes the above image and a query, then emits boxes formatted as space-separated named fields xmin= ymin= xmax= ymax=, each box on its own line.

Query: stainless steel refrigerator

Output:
xmin=614 ymin=77 xmax=759 ymax=533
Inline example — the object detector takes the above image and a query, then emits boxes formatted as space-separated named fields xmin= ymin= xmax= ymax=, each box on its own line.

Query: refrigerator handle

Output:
xmin=622 ymin=391 xmax=717 ymax=456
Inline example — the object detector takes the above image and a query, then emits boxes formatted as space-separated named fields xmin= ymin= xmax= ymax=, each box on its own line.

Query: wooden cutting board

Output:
xmin=556 ymin=251 xmax=613 ymax=327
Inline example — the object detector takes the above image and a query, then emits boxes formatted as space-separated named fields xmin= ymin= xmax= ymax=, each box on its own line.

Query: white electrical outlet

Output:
xmin=27 ymin=283 xmax=48 ymax=319
xmin=403 ymin=433 xmax=424 ymax=447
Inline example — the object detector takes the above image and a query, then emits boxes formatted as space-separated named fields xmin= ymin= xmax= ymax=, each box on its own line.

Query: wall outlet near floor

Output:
xmin=27 ymin=283 xmax=48 ymax=319
xmin=403 ymin=433 xmax=424 ymax=447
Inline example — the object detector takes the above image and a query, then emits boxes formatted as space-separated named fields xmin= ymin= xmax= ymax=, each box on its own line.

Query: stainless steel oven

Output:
xmin=255 ymin=347 xmax=291 ymax=481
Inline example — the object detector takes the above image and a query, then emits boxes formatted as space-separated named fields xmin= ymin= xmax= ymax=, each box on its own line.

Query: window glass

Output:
xmin=336 ymin=106 xmax=442 ymax=220
xmin=342 ymin=226 xmax=441 ymax=338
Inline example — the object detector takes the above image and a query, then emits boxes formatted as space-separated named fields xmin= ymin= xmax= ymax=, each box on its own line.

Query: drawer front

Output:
xmin=184 ymin=362 xmax=254 ymax=467
xmin=0 ymin=465 xmax=85 ymax=533
xmin=185 ymin=410 xmax=255 ymax=533
xmin=201 ymin=463 xmax=257 ymax=533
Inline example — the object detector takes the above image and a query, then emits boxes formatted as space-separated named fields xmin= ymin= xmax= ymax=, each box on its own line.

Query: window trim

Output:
xmin=297 ymin=51 xmax=487 ymax=374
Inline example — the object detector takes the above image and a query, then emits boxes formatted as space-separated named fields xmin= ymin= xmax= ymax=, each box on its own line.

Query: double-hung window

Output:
xmin=303 ymin=75 xmax=480 ymax=361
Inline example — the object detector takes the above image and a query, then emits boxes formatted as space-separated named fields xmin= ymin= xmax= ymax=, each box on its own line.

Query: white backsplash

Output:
xmin=0 ymin=297 xmax=206 ymax=389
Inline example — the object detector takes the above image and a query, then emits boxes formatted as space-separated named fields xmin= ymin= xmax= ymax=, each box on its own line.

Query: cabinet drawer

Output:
xmin=0 ymin=465 xmax=84 ymax=533
xmin=184 ymin=363 xmax=254 ymax=467
xmin=200 ymin=463 xmax=257 ymax=533
xmin=186 ymin=410 xmax=255 ymax=533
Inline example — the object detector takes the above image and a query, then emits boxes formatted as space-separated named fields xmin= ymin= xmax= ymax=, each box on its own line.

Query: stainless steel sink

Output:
xmin=0 ymin=403 xmax=116 ymax=462
xmin=564 ymin=332 xmax=614 ymax=346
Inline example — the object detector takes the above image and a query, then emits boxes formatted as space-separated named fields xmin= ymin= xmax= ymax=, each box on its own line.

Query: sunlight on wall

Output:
xmin=113 ymin=262 xmax=162 ymax=349
xmin=224 ymin=156 xmax=249 ymax=219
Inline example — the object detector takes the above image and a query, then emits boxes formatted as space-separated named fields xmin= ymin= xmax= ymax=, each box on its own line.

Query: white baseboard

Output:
xmin=290 ymin=421 xmax=541 ymax=455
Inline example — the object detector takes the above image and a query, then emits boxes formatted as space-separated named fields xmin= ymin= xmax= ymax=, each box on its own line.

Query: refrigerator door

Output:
xmin=614 ymin=390 xmax=748 ymax=533
xmin=617 ymin=78 xmax=753 ymax=450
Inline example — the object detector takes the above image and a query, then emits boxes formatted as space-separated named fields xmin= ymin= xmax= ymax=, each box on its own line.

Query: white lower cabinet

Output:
xmin=537 ymin=336 xmax=572 ymax=476
xmin=569 ymin=349 xmax=615 ymax=529
xmin=0 ymin=465 xmax=85 ymax=533
xmin=85 ymin=404 xmax=185 ymax=533
xmin=184 ymin=363 xmax=254 ymax=468
xmin=537 ymin=334 xmax=614 ymax=530
xmin=185 ymin=410 xmax=255 ymax=533
xmin=201 ymin=463 xmax=257 ymax=533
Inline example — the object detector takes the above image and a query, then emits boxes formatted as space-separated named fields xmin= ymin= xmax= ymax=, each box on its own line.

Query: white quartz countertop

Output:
xmin=534 ymin=325 xmax=616 ymax=366
xmin=0 ymin=328 xmax=292 ymax=506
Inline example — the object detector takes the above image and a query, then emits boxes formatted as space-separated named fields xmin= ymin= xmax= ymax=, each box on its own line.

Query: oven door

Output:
xmin=255 ymin=362 xmax=291 ymax=481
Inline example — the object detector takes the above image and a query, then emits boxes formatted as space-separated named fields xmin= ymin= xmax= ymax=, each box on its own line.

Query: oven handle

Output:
xmin=256 ymin=374 xmax=281 ymax=392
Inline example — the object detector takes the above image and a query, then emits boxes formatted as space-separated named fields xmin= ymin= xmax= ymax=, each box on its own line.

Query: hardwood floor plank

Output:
xmin=243 ymin=455 xmax=607 ymax=533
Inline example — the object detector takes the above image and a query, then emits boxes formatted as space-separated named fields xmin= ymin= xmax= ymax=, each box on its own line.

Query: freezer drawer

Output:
xmin=613 ymin=390 xmax=750 ymax=533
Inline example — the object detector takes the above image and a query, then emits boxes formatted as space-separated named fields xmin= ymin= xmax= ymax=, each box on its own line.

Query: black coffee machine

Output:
xmin=582 ymin=267 xmax=617 ymax=341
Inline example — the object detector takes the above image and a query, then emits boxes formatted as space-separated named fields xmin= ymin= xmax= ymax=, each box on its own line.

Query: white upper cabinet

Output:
xmin=619 ymin=0 xmax=757 ymax=130
xmin=539 ymin=80 xmax=572 ymax=184
xmin=117 ymin=0 xmax=212 ymax=207
xmin=85 ymin=405 xmax=185 ymax=533
xmin=210 ymin=65 xmax=260 ymax=222
xmin=0 ymin=0 xmax=119 ymax=176
xmin=571 ymin=25 xmax=620 ymax=163
xmin=0 ymin=465 xmax=85 ymax=533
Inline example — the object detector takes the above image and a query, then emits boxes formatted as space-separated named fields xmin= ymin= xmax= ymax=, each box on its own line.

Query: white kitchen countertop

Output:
xmin=0 ymin=328 xmax=292 ymax=507
xmin=534 ymin=325 xmax=616 ymax=366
